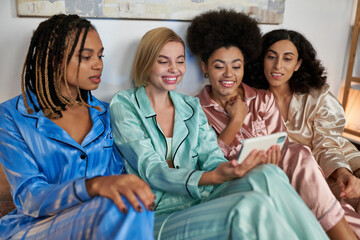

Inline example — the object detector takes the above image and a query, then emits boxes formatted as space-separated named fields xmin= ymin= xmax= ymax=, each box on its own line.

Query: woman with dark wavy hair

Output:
xmin=244 ymin=28 xmax=360 ymax=237
xmin=189 ymin=10 xmax=357 ymax=239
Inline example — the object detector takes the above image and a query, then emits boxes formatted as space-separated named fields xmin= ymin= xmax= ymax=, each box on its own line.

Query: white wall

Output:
xmin=0 ymin=0 xmax=354 ymax=103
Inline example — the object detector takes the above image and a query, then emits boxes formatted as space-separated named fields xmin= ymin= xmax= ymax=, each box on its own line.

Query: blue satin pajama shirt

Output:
xmin=0 ymin=93 xmax=154 ymax=239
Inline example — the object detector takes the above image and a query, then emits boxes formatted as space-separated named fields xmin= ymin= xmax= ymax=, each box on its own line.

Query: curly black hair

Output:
xmin=243 ymin=29 xmax=327 ymax=94
xmin=186 ymin=9 xmax=261 ymax=65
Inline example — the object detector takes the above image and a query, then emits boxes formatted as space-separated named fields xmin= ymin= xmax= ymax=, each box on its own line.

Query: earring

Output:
xmin=204 ymin=73 xmax=208 ymax=78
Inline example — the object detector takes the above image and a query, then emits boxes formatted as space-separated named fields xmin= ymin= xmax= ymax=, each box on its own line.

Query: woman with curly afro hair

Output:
xmin=189 ymin=9 xmax=357 ymax=239
xmin=244 ymin=29 xmax=360 ymax=237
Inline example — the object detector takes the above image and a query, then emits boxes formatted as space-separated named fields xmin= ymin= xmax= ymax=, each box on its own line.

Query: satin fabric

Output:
xmin=0 ymin=92 xmax=154 ymax=239
xmin=286 ymin=84 xmax=360 ymax=178
xmin=286 ymin=84 xmax=360 ymax=235
xmin=198 ymin=84 xmax=284 ymax=162
xmin=110 ymin=87 xmax=226 ymax=209
xmin=110 ymin=87 xmax=328 ymax=239
xmin=197 ymin=83 xmax=345 ymax=231
xmin=154 ymin=165 xmax=329 ymax=240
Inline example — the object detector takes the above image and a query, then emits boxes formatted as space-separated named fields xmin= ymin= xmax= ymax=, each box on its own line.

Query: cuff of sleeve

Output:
xmin=217 ymin=138 xmax=232 ymax=157
xmin=74 ymin=177 xmax=91 ymax=202
xmin=185 ymin=170 xmax=204 ymax=199
xmin=324 ymin=163 xmax=352 ymax=179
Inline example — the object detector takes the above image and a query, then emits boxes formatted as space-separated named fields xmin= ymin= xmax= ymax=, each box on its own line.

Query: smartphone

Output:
xmin=237 ymin=132 xmax=287 ymax=164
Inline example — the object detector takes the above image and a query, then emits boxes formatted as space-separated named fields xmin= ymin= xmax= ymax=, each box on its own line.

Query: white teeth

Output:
xmin=222 ymin=81 xmax=234 ymax=84
xmin=164 ymin=77 xmax=176 ymax=81
xmin=272 ymin=73 xmax=282 ymax=77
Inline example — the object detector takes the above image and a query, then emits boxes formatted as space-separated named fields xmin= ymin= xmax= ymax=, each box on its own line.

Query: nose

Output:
xmin=275 ymin=58 xmax=283 ymax=70
xmin=223 ymin=66 xmax=233 ymax=77
xmin=168 ymin=62 xmax=177 ymax=73
xmin=93 ymin=57 xmax=103 ymax=71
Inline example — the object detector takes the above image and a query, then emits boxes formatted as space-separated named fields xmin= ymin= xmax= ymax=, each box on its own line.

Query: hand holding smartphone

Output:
xmin=237 ymin=132 xmax=287 ymax=164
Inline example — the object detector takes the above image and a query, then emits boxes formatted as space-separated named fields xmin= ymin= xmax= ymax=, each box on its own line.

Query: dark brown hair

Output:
xmin=243 ymin=29 xmax=327 ymax=94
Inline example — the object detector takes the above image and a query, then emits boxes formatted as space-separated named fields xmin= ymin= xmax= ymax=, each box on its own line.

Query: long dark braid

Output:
xmin=21 ymin=14 xmax=96 ymax=118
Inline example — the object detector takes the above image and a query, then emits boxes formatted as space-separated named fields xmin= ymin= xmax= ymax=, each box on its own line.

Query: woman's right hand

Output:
xmin=225 ymin=95 xmax=248 ymax=125
xmin=85 ymin=174 xmax=155 ymax=213
xmin=201 ymin=149 xmax=266 ymax=185
xmin=218 ymin=96 xmax=248 ymax=146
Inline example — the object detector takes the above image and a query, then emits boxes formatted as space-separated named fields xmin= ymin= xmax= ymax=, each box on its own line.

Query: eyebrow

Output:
xmin=211 ymin=59 xmax=242 ymax=64
xmin=158 ymin=54 xmax=185 ymax=59
xmin=267 ymin=49 xmax=295 ymax=56
xmin=80 ymin=47 xmax=104 ymax=54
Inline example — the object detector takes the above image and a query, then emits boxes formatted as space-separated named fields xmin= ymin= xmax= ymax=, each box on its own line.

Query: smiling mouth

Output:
xmin=220 ymin=80 xmax=236 ymax=87
xmin=162 ymin=76 xmax=178 ymax=84
xmin=163 ymin=77 xmax=177 ymax=81
xmin=271 ymin=73 xmax=283 ymax=77
xmin=222 ymin=81 xmax=234 ymax=84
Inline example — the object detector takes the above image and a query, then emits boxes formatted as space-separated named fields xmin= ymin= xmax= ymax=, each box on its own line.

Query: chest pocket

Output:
xmin=252 ymin=120 xmax=267 ymax=137
xmin=102 ymin=130 xmax=114 ymax=148
xmin=191 ymin=145 xmax=199 ymax=158
xmin=103 ymin=138 xmax=114 ymax=148
xmin=187 ymin=146 xmax=198 ymax=169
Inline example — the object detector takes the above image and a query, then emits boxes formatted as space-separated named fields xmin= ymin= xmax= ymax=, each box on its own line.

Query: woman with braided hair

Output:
xmin=0 ymin=14 xmax=154 ymax=239
xmin=189 ymin=9 xmax=356 ymax=239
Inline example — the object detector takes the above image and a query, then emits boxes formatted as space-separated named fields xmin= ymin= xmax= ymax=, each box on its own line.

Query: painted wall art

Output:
xmin=17 ymin=0 xmax=285 ymax=24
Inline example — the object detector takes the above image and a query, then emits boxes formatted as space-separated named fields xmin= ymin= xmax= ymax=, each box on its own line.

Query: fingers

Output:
xmin=226 ymin=97 xmax=244 ymax=109
xmin=132 ymin=179 xmax=156 ymax=211
xmin=337 ymin=177 xmax=346 ymax=193
xmin=254 ymin=150 xmax=266 ymax=166
xmin=274 ymin=145 xmax=281 ymax=165
xmin=341 ymin=184 xmax=355 ymax=198
xmin=228 ymin=95 xmax=239 ymax=103
xmin=266 ymin=145 xmax=281 ymax=165
xmin=122 ymin=175 xmax=155 ymax=212
xmin=111 ymin=191 xmax=128 ymax=213
xmin=237 ymin=150 xmax=265 ymax=177
xmin=89 ymin=174 xmax=155 ymax=213
xmin=340 ymin=176 xmax=360 ymax=199
xmin=265 ymin=147 xmax=274 ymax=164
xmin=231 ymin=159 xmax=238 ymax=167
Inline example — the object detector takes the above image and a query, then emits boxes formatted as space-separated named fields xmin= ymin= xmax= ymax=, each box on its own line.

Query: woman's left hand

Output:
xmin=335 ymin=168 xmax=360 ymax=199
xmin=265 ymin=145 xmax=281 ymax=165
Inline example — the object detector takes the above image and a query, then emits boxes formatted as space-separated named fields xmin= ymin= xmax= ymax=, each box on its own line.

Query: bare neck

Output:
xmin=269 ymin=85 xmax=293 ymax=121
xmin=145 ymin=88 xmax=173 ymax=112
xmin=144 ymin=87 xmax=175 ymax=138
xmin=50 ymin=103 xmax=92 ymax=144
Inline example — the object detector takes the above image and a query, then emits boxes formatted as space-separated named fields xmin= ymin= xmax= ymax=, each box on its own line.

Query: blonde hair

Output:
xmin=131 ymin=27 xmax=185 ymax=87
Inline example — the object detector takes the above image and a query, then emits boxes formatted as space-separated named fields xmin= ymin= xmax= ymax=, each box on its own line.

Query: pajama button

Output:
xmin=80 ymin=154 xmax=86 ymax=159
